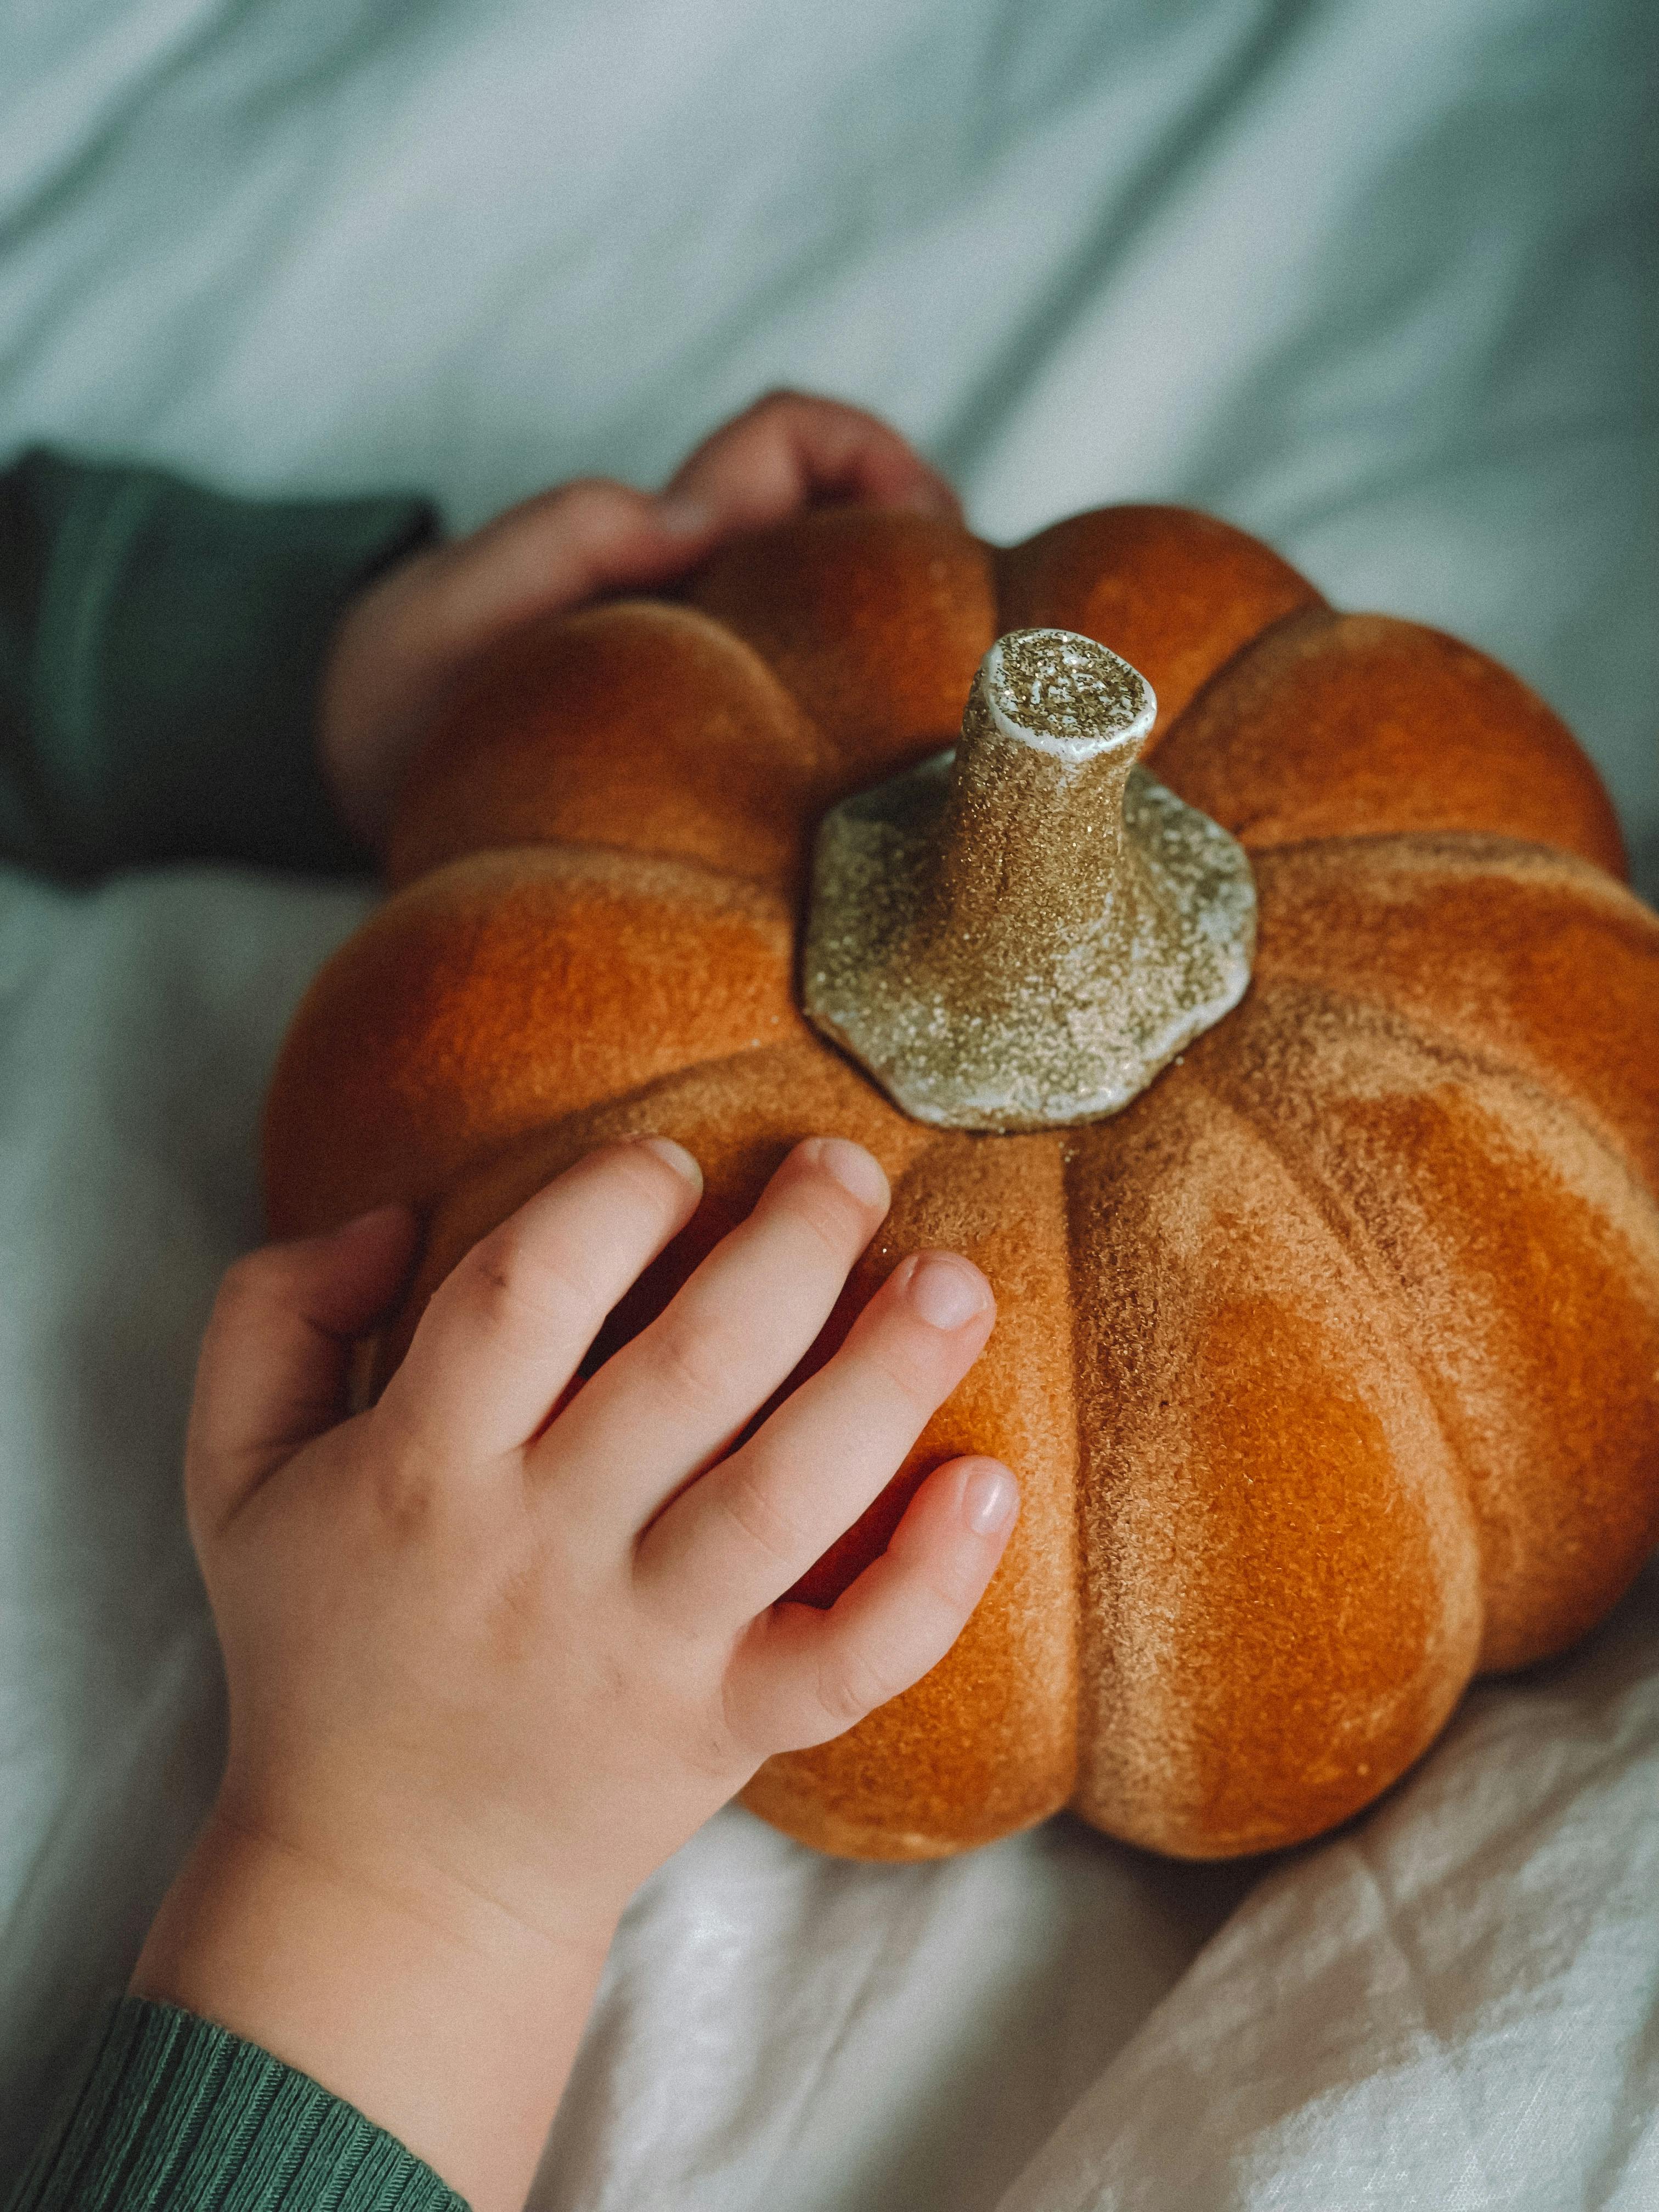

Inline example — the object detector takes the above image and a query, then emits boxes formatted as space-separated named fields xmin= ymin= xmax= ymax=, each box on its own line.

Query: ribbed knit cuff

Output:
xmin=8 ymin=2000 xmax=467 ymax=2212
xmin=1 ymin=449 xmax=437 ymax=881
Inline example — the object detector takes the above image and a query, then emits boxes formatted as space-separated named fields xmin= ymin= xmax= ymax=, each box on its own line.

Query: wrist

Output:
xmin=318 ymin=544 xmax=452 ymax=850
xmin=133 ymin=1805 xmax=617 ymax=2212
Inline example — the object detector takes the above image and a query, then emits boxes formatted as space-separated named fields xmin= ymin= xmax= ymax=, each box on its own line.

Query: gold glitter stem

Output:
xmin=918 ymin=689 xmax=1144 ymax=1003
xmin=803 ymin=628 xmax=1257 ymax=1131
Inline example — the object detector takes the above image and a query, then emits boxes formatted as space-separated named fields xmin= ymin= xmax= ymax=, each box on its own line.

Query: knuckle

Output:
xmin=816 ymin=1643 xmax=900 ymax=1729
xmin=716 ymin=1668 xmax=758 ymax=1759
xmin=826 ymin=1321 xmax=944 ymax=1426
xmin=930 ymin=1553 xmax=991 ymax=1615
xmin=365 ymin=1397 xmax=454 ymax=1533
xmin=862 ymin=1330 xmax=958 ymax=1410
xmin=597 ymin=1141 xmax=689 ymax=1212
xmin=776 ymin=1178 xmax=870 ymax=1268
xmin=904 ymin=1536 xmax=985 ymax=1622
xmin=642 ymin=1306 xmax=732 ymax=1414
xmin=711 ymin=1464 xmax=808 ymax=1574
xmin=461 ymin=1231 xmax=594 ymax=1340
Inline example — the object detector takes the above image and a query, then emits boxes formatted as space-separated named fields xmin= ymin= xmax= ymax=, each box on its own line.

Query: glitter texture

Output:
xmin=803 ymin=629 xmax=1257 ymax=1130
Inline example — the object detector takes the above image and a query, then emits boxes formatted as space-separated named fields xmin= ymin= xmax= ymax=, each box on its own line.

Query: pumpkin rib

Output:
xmin=386 ymin=600 xmax=832 ymax=893
xmin=1182 ymin=974 xmax=1659 ymax=1674
xmin=1248 ymin=834 xmax=1659 ymax=1194
xmin=1150 ymin=609 xmax=1628 ymax=875
xmin=682 ymin=509 xmax=999 ymax=785
xmin=1179 ymin=993 xmax=1477 ymax=1544
xmin=994 ymin=504 xmax=1325 ymax=743
xmin=1233 ymin=829 xmax=1659 ymax=1669
xmin=1060 ymin=1061 xmax=1483 ymax=1857
xmin=747 ymin=1124 xmax=1083 ymax=1859
xmin=1254 ymin=934 xmax=1659 ymax=1206
xmin=261 ymin=841 xmax=804 ymax=1239
xmin=1130 ymin=594 xmax=1334 ymax=764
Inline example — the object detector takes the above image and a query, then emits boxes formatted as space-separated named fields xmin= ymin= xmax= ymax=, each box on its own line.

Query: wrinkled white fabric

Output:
xmin=1 ymin=2 xmax=1655 ymax=2206
xmin=1 ymin=0 xmax=1653 ymax=882
xmin=996 ymin=1573 xmax=1659 ymax=2211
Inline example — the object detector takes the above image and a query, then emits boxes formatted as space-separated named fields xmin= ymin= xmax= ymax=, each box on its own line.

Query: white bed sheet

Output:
xmin=2 ymin=2 xmax=1655 ymax=2204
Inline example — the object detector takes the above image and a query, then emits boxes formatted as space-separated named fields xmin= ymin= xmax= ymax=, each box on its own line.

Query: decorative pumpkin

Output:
xmin=262 ymin=504 xmax=1659 ymax=1862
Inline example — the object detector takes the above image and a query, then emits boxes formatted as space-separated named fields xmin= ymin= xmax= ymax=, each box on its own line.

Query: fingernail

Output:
xmin=654 ymin=492 xmax=714 ymax=537
xmin=962 ymin=1461 xmax=1018 ymax=1537
xmin=904 ymin=1252 xmax=989 ymax=1330
xmin=633 ymin=1134 xmax=703 ymax=1189
xmin=805 ymin=1137 xmax=889 ymax=1210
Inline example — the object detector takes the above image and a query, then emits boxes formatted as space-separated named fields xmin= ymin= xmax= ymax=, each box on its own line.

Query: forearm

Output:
xmin=131 ymin=1810 xmax=616 ymax=2212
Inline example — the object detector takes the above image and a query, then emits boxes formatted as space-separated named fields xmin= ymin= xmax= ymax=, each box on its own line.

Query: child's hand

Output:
xmin=320 ymin=392 xmax=960 ymax=846
xmin=133 ymin=1133 xmax=1014 ymax=2210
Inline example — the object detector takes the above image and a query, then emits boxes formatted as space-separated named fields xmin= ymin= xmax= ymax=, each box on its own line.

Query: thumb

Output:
xmin=185 ymin=1205 xmax=418 ymax=1528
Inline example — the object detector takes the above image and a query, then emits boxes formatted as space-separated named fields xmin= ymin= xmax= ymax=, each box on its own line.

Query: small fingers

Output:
xmin=364 ymin=401 xmax=959 ymax=738
xmin=635 ymin=1250 xmax=994 ymax=1628
xmin=185 ymin=1205 xmax=418 ymax=1531
xmin=538 ymin=1136 xmax=890 ymax=1528
xmin=664 ymin=390 xmax=961 ymax=533
xmin=428 ymin=478 xmax=712 ymax=650
xmin=381 ymin=1136 xmax=702 ymax=1466
xmin=725 ymin=1457 xmax=1019 ymax=1753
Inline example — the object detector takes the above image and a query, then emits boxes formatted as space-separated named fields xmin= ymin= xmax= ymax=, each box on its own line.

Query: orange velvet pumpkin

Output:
xmin=262 ymin=505 xmax=1659 ymax=1861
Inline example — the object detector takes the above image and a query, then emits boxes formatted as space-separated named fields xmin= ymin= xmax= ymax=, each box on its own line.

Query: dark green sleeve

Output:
xmin=7 ymin=2000 xmax=467 ymax=2212
xmin=0 ymin=450 xmax=438 ymax=880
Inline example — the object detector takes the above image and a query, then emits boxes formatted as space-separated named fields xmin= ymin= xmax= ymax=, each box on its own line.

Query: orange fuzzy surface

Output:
xmin=264 ymin=504 xmax=1659 ymax=1861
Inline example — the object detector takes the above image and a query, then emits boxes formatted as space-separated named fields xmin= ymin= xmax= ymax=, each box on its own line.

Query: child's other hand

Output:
xmin=320 ymin=393 xmax=960 ymax=847
xmin=134 ymin=1135 xmax=1013 ymax=2210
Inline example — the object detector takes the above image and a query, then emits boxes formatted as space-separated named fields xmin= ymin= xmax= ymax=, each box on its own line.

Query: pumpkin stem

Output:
xmin=802 ymin=628 xmax=1256 ymax=1130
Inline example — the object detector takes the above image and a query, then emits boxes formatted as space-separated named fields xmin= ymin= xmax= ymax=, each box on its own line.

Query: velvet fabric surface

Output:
xmin=263 ymin=503 xmax=1659 ymax=1865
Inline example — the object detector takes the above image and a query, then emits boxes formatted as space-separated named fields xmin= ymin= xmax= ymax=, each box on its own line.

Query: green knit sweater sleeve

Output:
xmin=0 ymin=449 xmax=437 ymax=881
xmin=7 ymin=2000 xmax=467 ymax=2212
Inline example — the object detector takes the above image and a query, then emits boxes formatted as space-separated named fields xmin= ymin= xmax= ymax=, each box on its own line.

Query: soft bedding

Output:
xmin=1 ymin=2 xmax=1655 ymax=2206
